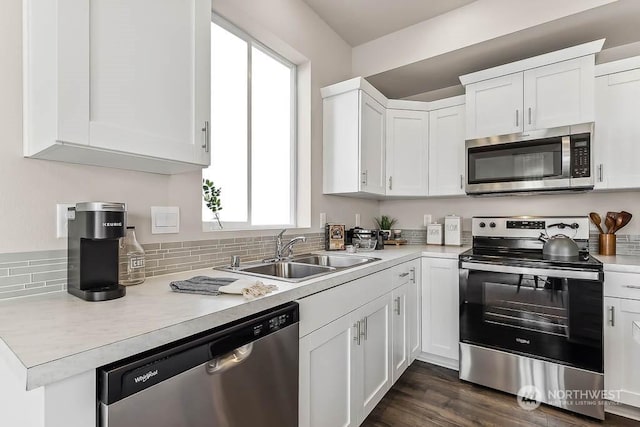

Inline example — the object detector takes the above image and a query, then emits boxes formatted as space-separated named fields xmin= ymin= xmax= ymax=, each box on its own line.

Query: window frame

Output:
xmin=204 ymin=14 xmax=297 ymax=231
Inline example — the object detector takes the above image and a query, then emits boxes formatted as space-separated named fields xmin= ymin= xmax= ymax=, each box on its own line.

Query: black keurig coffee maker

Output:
xmin=67 ymin=202 xmax=127 ymax=301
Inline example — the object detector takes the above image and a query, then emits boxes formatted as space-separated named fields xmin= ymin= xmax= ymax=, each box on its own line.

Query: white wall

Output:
xmin=351 ymin=0 xmax=615 ymax=77
xmin=0 ymin=0 xmax=378 ymax=253
xmin=379 ymin=190 xmax=640 ymax=235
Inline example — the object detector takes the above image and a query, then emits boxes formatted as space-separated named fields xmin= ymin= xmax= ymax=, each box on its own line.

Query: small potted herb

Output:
xmin=374 ymin=215 xmax=397 ymax=240
xmin=203 ymin=179 xmax=223 ymax=229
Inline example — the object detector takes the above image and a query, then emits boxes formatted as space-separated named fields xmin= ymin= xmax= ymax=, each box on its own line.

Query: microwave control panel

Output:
xmin=570 ymin=134 xmax=591 ymax=178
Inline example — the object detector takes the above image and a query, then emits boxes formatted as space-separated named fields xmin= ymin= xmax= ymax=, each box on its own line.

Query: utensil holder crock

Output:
xmin=599 ymin=234 xmax=616 ymax=256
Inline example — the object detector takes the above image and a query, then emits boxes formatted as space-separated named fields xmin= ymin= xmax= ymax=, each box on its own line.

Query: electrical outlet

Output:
xmin=423 ymin=214 xmax=432 ymax=227
xmin=319 ymin=213 xmax=326 ymax=228
xmin=355 ymin=213 xmax=361 ymax=227
xmin=56 ymin=203 xmax=75 ymax=238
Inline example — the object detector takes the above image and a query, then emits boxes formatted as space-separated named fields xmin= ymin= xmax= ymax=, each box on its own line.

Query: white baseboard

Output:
xmin=415 ymin=352 xmax=459 ymax=371
xmin=605 ymin=402 xmax=640 ymax=421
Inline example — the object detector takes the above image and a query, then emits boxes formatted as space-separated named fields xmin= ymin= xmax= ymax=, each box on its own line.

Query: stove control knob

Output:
xmin=489 ymin=222 xmax=496 ymax=228
xmin=479 ymin=222 xmax=486 ymax=228
xmin=571 ymin=223 xmax=579 ymax=229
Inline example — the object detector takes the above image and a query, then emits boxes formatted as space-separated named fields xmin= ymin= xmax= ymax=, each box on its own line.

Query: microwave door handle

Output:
xmin=561 ymin=136 xmax=571 ymax=178
xmin=460 ymin=262 xmax=601 ymax=281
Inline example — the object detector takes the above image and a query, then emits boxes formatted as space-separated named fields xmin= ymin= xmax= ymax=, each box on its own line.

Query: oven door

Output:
xmin=466 ymin=135 xmax=570 ymax=194
xmin=459 ymin=262 xmax=603 ymax=373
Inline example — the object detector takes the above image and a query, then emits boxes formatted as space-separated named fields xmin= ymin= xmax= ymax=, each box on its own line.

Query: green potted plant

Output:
xmin=203 ymin=179 xmax=223 ymax=229
xmin=374 ymin=215 xmax=397 ymax=240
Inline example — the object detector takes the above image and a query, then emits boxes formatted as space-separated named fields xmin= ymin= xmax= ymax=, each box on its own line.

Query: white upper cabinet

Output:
xmin=386 ymin=109 xmax=429 ymax=196
xmin=23 ymin=0 xmax=211 ymax=174
xmin=594 ymin=62 xmax=640 ymax=190
xmin=465 ymin=73 xmax=524 ymax=139
xmin=360 ymin=93 xmax=387 ymax=195
xmin=523 ymin=56 xmax=594 ymax=131
xmin=322 ymin=84 xmax=386 ymax=196
xmin=461 ymin=40 xmax=603 ymax=140
xmin=428 ymin=103 xmax=465 ymax=196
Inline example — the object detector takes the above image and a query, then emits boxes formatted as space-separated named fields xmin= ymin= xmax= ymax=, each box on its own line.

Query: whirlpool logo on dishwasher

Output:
xmin=134 ymin=369 xmax=159 ymax=384
xmin=516 ymin=338 xmax=531 ymax=345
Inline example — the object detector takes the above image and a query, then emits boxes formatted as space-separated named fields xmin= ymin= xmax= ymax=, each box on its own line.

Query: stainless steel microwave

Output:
xmin=465 ymin=123 xmax=594 ymax=195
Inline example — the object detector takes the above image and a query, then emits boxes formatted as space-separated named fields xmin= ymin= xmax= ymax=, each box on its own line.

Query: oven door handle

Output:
xmin=460 ymin=262 xmax=602 ymax=281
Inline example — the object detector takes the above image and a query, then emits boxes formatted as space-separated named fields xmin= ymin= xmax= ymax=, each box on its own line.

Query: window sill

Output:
xmin=202 ymin=222 xmax=314 ymax=237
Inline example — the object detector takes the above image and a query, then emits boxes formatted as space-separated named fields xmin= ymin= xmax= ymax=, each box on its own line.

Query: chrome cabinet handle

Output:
xmin=625 ymin=285 xmax=640 ymax=290
xmin=201 ymin=121 xmax=210 ymax=152
xmin=609 ymin=306 xmax=615 ymax=327
xmin=515 ymin=109 xmax=519 ymax=127
xmin=399 ymin=272 xmax=410 ymax=278
xmin=353 ymin=321 xmax=361 ymax=345
xmin=361 ymin=170 xmax=368 ymax=185
xmin=360 ymin=317 xmax=368 ymax=341
xmin=394 ymin=297 xmax=401 ymax=315
xmin=389 ymin=176 xmax=393 ymax=190
xmin=410 ymin=267 xmax=416 ymax=283
xmin=460 ymin=174 xmax=464 ymax=190
xmin=598 ymin=164 xmax=603 ymax=182
xmin=528 ymin=107 xmax=532 ymax=125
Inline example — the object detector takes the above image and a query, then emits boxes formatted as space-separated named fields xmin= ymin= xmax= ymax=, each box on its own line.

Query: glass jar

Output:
xmin=121 ymin=226 xmax=145 ymax=285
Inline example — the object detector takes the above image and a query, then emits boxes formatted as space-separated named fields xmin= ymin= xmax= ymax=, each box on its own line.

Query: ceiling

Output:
xmin=305 ymin=0 xmax=640 ymax=99
xmin=302 ymin=0 xmax=476 ymax=46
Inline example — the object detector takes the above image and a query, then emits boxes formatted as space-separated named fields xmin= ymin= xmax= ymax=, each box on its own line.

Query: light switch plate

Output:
xmin=56 ymin=203 xmax=75 ymax=238
xmin=151 ymin=206 xmax=180 ymax=234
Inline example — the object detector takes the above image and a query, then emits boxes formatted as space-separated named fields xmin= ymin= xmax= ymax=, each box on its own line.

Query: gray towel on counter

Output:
xmin=169 ymin=276 xmax=237 ymax=295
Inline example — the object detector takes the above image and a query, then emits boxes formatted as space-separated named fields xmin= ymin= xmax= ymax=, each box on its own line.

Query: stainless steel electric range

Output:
xmin=458 ymin=216 xmax=604 ymax=420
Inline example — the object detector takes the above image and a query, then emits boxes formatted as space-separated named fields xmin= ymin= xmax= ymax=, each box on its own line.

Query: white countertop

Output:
xmin=0 ymin=245 xmax=468 ymax=390
xmin=594 ymin=254 xmax=640 ymax=274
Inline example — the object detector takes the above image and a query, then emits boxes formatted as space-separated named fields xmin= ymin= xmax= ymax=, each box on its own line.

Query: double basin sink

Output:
xmin=219 ymin=254 xmax=380 ymax=283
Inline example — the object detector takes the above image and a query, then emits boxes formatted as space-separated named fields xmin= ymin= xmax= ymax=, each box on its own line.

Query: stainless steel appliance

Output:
xmin=98 ymin=302 xmax=299 ymax=427
xmin=465 ymin=123 xmax=593 ymax=195
xmin=67 ymin=202 xmax=127 ymax=301
xmin=459 ymin=216 xmax=604 ymax=419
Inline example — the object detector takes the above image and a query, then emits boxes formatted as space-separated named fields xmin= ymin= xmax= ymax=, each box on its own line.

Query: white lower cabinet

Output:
xmin=299 ymin=259 xmax=420 ymax=427
xmin=604 ymin=296 xmax=640 ymax=408
xmin=391 ymin=282 xmax=409 ymax=382
xmin=299 ymin=293 xmax=392 ymax=427
xmin=421 ymin=257 xmax=459 ymax=364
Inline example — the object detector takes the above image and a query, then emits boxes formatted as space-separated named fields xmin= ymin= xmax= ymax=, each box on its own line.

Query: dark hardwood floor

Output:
xmin=363 ymin=361 xmax=639 ymax=427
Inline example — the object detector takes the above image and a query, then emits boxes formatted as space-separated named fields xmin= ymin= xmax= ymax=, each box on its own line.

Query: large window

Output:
xmin=203 ymin=16 xmax=296 ymax=229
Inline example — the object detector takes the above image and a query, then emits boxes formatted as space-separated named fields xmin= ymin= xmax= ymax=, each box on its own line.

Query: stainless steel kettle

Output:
xmin=539 ymin=222 xmax=580 ymax=258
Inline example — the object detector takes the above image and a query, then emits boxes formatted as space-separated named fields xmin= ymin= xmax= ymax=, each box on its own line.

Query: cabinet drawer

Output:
xmin=605 ymin=271 xmax=640 ymax=300
xmin=297 ymin=268 xmax=393 ymax=337
xmin=390 ymin=261 xmax=417 ymax=288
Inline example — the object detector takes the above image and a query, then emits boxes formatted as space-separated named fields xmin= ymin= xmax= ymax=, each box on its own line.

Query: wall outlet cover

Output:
xmin=56 ymin=203 xmax=75 ymax=238
xmin=151 ymin=206 xmax=180 ymax=234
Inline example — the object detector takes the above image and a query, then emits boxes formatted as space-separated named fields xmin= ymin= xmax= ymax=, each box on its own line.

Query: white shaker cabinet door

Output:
xmin=385 ymin=109 xmax=429 ymax=196
xmin=359 ymin=92 xmax=386 ymax=195
xmin=465 ymin=73 xmax=523 ymax=139
xmin=355 ymin=293 xmax=392 ymax=420
xmin=87 ymin=0 xmax=211 ymax=166
xmin=594 ymin=69 xmax=640 ymax=190
xmin=391 ymin=283 xmax=409 ymax=382
xmin=299 ymin=312 xmax=359 ymax=427
xmin=523 ymin=56 xmax=594 ymax=131
xmin=604 ymin=297 xmax=640 ymax=408
xmin=428 ymin=104 xmax=465 ymax=196
xmin=421 ymin=257 xmax=460 ymax=361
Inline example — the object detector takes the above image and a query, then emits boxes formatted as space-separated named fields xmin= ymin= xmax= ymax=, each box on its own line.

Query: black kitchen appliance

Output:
xmin=459 ymin=216 xmax=604 ymax=419
xmin=346 ymin=227 xmax=384 ymax=250
xmin=67 ymin=202 xmax=127 ymax=301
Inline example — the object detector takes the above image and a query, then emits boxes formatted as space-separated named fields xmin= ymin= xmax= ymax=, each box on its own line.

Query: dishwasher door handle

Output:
xmin=206 ymin=343 xmax=253 ymax=375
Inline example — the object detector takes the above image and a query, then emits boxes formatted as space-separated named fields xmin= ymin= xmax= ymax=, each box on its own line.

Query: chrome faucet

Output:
xmin=274 ymin=229 xmax=307 ymax=260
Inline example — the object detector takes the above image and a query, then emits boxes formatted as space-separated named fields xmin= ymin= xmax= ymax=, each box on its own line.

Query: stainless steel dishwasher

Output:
xmin=98 ymin=302 xmax=299 ymax=427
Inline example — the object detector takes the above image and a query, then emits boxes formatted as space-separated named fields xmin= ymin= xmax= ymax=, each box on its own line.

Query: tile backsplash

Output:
xmin=0 ymin=233 xmax=324 ymax=300
xmin=2 ymin=230 xmax=640 ymax=300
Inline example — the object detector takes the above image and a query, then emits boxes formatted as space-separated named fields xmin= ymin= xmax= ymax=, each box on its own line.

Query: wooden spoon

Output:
xmin=605 ymin=215 xmax=615 ymax=234
xmin=617 ymin=211 xmax=633 ymax=233
xmin=613 ymin=214 xmax=624 ymax=234
xmin=589 ymin=212 xmax=604 ymax=234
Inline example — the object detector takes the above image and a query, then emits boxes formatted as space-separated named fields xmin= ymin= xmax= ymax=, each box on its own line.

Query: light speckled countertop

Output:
xmin=0 ymin=245 xmax=467 ymax=390
xmin=594 ymin=254 xmax=640 ymax=273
